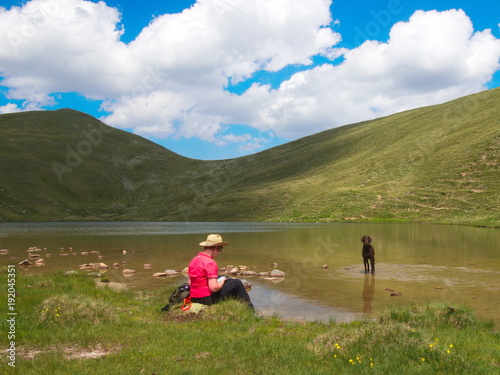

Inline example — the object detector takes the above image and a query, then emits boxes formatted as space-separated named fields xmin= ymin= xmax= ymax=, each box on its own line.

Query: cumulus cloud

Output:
xmin=0 ymin=103 xmax=22 ymax=114
xmin=243 ymin=9 xmax=500 ymax=138
xmin=0 ymin=0 xmax=131 ymax=103
xmin=101 ymin=0 xmax=338 ymax=141
xmin=0 ymin=1 xmax=499 ymax=155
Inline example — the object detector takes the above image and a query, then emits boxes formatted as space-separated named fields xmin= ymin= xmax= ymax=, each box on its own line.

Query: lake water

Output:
xmin=1 ymin=222 xmax=499 ymax=326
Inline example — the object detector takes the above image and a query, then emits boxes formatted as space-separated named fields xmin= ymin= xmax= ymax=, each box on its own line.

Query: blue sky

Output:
xmin=1 ymin=0 xmax=499 ymax=160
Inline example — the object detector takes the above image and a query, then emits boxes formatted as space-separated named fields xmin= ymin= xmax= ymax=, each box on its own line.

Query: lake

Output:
xmin=1 ymin=222 xmax=499 ymax=326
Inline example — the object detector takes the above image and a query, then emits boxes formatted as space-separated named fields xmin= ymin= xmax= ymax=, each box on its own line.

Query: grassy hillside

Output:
xmin=0 ymin=109 xmax=202 ymax=220
xmin=0 ymin=88 xmax=499 ymax=226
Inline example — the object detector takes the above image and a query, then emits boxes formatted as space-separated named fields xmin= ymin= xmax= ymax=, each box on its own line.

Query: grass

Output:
xmin=0 ymin=88 xmax=499 ymax=226
xmin=1 ymin=269 xmax=498 ymax=374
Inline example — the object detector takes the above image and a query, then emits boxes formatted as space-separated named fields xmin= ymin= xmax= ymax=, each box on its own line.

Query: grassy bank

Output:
xmin=1 ymin=269 xmax=499 ymax=374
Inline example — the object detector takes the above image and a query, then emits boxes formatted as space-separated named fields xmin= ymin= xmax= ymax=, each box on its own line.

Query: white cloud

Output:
xmin=241 ymin=9 xmax=500 ymax=139
xmin=101 ymin=0 xmax=338 ymax=141
xmin=0 ymin=101 xmax=43 ymax=114
xmin=0 ymin=0 xmax=132 ymax=103
xmin=0 ymin=103 xmax=22 ymax=114
xmin=0 ymin=2 xmax=499 ymax=155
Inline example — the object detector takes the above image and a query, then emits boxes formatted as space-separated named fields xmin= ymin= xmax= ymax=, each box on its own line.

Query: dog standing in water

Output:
xmin=361 ymin=236 xmax=375 ymax=274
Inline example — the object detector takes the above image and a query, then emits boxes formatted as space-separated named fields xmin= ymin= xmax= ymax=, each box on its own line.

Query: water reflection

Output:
xmin=0 ymin=222 xmax=499 ymax=326
xmin=362 ymin=274 xmax=375 ymax=314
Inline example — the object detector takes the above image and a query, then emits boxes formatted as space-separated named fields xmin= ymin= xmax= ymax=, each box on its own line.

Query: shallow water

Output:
xmin=1 ymin=222 xmax=499 ymax=326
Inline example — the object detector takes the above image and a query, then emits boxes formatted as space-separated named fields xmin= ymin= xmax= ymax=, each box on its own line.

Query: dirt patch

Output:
xmin=16 ymin=344 xmax=119 ymax=360
xmin=63 ymin=344 xmax=115 ymax=360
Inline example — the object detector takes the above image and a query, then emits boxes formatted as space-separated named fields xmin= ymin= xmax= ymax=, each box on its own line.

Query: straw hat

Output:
xmin=199 ymin=234 xmax=229 ymax=247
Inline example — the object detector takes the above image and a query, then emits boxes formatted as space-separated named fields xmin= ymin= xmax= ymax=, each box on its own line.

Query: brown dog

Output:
xmin=361 ymin=236 xmax=375 ymax=274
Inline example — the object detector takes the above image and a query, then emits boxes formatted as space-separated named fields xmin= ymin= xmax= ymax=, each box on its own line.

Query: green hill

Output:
xmin=0 ymin=88 xmax=499 ymax=226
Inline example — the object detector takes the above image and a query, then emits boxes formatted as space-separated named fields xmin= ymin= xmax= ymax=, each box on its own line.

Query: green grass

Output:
xmin=0 ymin=88 xmax=499 ymax=226
xmin=1 ymin=270 xmax=498 ymax=374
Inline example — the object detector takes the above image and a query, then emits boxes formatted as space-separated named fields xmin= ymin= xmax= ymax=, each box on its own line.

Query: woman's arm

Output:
xmin=208 ymin=277 xmax=226 ymax=293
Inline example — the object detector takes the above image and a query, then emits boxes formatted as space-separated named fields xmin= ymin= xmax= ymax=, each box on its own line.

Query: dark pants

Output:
xmin=191 ymin=278 xmax=253 ymax=308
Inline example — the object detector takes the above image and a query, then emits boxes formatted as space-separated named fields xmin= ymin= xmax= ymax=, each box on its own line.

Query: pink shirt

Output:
xmin=188 ymin=252 xmax=218 ymax=298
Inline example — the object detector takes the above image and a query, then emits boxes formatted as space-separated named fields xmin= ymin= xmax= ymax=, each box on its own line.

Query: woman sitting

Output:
xmin=188 ymin=234 xmax=254 ymax=310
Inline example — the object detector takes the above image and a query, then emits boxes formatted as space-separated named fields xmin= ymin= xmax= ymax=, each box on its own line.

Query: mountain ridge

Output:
xmin=0 ymin=88 xmax=498 ymax=226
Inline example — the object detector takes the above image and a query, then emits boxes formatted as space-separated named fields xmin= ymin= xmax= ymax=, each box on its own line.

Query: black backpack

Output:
xmin=161 ymin=283 xmax=190 ymax=311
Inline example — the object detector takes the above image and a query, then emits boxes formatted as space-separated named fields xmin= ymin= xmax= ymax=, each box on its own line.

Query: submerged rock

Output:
xmin=241 ymin=270 xmax=257 ymax=276
xmin=153 ymin=272 xmax=167 ymax=277
xmin=269 ymin=269 xmax=285 ymax=277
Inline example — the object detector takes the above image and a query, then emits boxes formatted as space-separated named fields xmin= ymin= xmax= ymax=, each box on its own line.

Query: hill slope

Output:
xmin=0 ymin=88 xmax=499 ymax=226
xmin=0 ymin=109 xmax=203 ymax=220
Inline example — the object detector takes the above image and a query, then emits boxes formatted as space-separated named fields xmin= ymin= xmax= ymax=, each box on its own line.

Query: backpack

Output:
xmin=161 ymin=283 xmax=190 ymax=311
